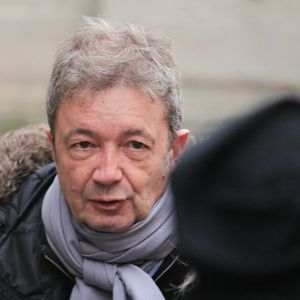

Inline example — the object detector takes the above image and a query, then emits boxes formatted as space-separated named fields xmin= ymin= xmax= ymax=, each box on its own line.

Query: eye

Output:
xmin=123 ymin=140 xmax=150 ymax=160
xmin=72 ymin=141 xmax=94 ymax=149
xmin=129 ymin=141 xmax=145 ymax=150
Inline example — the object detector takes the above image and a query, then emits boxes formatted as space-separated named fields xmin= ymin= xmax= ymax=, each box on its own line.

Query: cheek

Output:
xmin=57 ymin=165 xmax=91 ymax=218
xmin=148 ymin=152 xmax=171 ymax=183
xmin=56 ymin=160 xmax=91 ymax=195
xmin=135 ymin=154 xmax=171 ymax=200
xmin=132 ymin=165 xmax=169 ymax=222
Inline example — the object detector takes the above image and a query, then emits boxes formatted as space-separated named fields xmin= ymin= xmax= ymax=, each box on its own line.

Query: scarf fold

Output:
xmin=42 ymin=176 xmax=177 ymax=300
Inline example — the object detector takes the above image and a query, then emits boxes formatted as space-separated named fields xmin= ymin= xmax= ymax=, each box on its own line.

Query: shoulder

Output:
xmin=15 ymin=163 xmax=57 ymax=204
xmin=0 ymin=163 xmax=56 ymax=233
xmin=0 ymin=163 xmax=70 ymax=299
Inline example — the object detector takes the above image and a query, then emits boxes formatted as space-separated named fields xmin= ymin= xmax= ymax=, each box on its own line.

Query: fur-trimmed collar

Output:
xmin=0 ymin=124 xmax=53 ymax=201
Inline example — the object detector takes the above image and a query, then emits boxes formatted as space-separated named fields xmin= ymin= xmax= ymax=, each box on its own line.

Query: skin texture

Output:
xmin=47 ymin=86 xmax=189 ymax=233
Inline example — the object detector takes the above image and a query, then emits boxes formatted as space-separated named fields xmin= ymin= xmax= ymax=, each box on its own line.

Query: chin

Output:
xmin=86 ymin=219 xmax=134 ymax=233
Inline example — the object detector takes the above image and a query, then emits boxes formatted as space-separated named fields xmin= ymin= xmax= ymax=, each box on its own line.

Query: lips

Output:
xmin=88 ymin=198 xmax=127 ymax=211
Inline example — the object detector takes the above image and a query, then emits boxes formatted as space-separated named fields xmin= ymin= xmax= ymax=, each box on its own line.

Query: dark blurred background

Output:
xmin=1 ymin=0 xmax=300 ymax=136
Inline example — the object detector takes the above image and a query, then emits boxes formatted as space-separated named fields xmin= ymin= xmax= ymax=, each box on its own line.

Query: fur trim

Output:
xmin=0 ymin=124 xmax=53 ymax=200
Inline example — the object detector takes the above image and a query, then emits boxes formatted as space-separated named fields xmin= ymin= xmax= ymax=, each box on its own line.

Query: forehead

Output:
xmin=56 ymin=86 xmax=169 ymax=139
xmin=62 ymin=86 xmax=164 ymax=112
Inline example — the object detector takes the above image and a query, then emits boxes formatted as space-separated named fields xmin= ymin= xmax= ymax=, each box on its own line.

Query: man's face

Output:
xmin=49 ymin=86 xmax=188 ymax=233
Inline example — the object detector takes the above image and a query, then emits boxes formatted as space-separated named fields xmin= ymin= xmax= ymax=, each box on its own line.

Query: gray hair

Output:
xmin=46 ymin=17 xmax=183 ymax=140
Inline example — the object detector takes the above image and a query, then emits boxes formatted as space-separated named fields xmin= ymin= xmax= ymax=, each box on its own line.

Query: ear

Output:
xmin=44 ymin=128 xmax=57 ymax=162
xmin=169 ymin=129 xmax=190 ymax=169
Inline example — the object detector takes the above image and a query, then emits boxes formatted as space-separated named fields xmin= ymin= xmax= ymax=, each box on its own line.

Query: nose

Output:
xmin=92 ymin=147 xmax=123 ymax=186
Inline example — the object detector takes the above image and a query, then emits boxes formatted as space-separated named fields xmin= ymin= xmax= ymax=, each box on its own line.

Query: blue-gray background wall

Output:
xmin=1 ymin=0 xmax=300 ymax=136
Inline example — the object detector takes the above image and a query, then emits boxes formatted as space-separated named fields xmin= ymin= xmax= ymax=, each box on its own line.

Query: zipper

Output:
xmin=44 ymin=253 xmax=74 ymax=281
xmin=154 ymin=254 xmax=179 ymax=282
xmin=41 ymin=244 xmax=74 ymax=281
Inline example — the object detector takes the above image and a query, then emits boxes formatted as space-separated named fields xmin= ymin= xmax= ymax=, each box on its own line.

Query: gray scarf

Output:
xmin=42 ymin=176 xmax=177 ymax=300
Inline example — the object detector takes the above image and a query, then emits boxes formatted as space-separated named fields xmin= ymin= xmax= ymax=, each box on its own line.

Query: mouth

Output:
xmin=88 ymin=198 xmax=127 ymax=211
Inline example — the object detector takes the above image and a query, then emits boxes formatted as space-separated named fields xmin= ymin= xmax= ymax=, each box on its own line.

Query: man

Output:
xmin=0 ymin=17 xmax=192 ymax=299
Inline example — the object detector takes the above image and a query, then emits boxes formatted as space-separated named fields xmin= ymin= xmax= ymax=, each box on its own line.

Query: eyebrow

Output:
xmin=63 ymin=128 xmax=97 ymax=144
xmin=121 ymin=129 xmax=155 ymax=146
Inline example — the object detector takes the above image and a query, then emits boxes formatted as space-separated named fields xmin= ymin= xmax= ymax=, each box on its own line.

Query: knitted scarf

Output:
xmin=42 ymin=176 xmax=177 ymax=300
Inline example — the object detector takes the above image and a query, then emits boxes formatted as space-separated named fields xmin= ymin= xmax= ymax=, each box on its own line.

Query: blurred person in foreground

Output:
xmin=172 ymin=96 xmax=300 ymax=299
xmin=0 ymin=17 xmax=193 ymax=299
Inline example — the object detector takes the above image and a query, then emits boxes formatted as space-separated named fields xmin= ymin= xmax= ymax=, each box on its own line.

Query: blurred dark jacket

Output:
xmin=172 ymin=96 xmax=300 ymax=299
